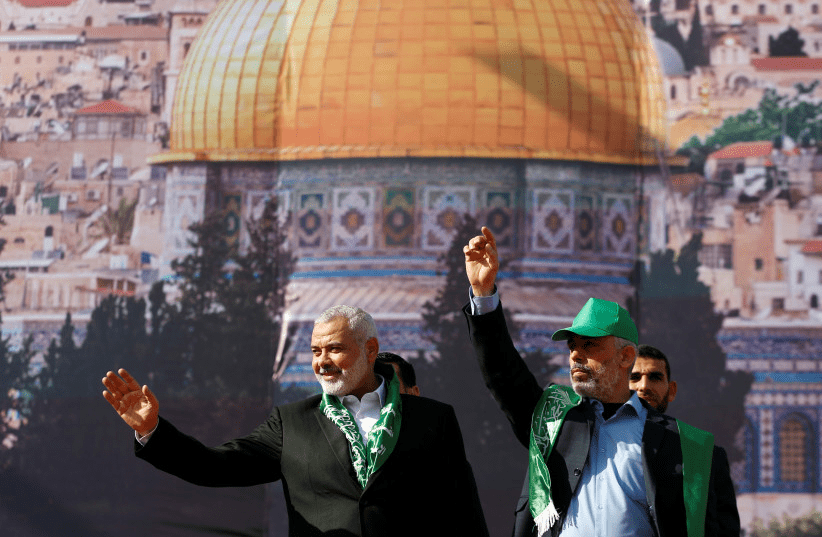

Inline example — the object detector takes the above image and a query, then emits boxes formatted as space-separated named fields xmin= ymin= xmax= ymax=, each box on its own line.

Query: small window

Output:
xmin=670 ymin=85 xmax=677 ymax=100
xmin=786 ymin=4 xmax=793 ymax=14
xmin=755 ymin=258 xmax=764 ymax=270
xmin=706 ymin=5 xmax=713 ymax=15
xmin=779 ymin=415 xmax=810 ymax=484
xmin=759 ymin=4 xmax=766 ymax=14
xmin=773 ymin=297 xmax=785 ymax=311
xmin=731 ymin=4 xmax=739 ymax=14
xmin=14 ymin=56 xmax=20 ymax=64
xmin=736 ymin=163 xmax=745 ymax=174
xmin=798 ymin=271 xmax=804 ymax=284
xmin=813 ymin=4 xmax=819 ymax=14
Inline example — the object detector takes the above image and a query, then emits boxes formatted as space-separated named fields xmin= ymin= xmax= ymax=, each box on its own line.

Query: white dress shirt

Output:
xmin=337 ymin=375 xmax=386 ymax=442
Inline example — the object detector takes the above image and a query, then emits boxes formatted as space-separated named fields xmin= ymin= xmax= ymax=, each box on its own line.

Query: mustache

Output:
xmin=571 ymin=365 xmax=593 ymax=375
xmin=318 ymin=366 xmax=342 ymax=375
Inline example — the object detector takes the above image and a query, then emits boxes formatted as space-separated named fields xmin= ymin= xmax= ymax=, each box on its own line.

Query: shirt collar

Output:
xmin=589 ymin=391 xmax=647 ymax=422
xmin=339 ymin=374 xmax=386 ymax=409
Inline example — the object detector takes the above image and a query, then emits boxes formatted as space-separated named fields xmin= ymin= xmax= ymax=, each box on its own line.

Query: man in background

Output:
xmin=630 ymin=344 xmax=740 ymax=536
xmin=376 ymin=352 xmax=420 ymax=395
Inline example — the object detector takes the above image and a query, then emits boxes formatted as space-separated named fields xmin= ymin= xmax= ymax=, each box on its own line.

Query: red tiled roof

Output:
xmin=743 ymin=15 xmax=779 ymax=23
xmin=708 ymin=141 xmax=773 ymax=160
xmin=75 ymin=100 xmax=141 ymax=115
xmin=15 ymin=0 xmax=76 ymax=6
xmin=753 ymin=57 xmax=822 ymax=71
xmin=802 ymin=240 xmax=822 ymax=254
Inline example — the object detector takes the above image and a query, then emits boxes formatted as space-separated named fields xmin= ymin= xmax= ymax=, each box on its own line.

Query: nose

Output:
xmin=569 ymin=348 xmax=584 ymax=364
xmin=635 ymin=376 xmax=649 ymax=390
xmin=313 ymin=350 xmax=329 ymax=368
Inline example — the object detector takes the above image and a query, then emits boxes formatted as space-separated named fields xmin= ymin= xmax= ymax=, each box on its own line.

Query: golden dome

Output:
xmin=154 ymin=0 xmax=666 ymax=165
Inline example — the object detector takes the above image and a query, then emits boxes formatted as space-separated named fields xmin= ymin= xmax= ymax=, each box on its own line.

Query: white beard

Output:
xmin=571 ymin=365 xmax=622 ymax=401
xmin=316 ymin=352 xmax=370 ymax=397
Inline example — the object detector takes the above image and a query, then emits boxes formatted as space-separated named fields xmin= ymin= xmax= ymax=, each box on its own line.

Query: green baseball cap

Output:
xmin=551 ymin=297 xmax=638 ymax=344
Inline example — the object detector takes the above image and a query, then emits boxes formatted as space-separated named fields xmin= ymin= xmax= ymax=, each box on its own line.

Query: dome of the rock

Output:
xmin=157 ymin=0 xmax=666 ymax=165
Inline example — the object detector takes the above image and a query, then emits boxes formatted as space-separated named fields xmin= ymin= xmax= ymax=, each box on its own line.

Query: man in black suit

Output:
xmin=462 ymin=226 xmax=723 ymax=537
xmin=631 ymin=344 xmax=740 ymax=536
xmin=102 ymin=305 xmax=488 ymax=537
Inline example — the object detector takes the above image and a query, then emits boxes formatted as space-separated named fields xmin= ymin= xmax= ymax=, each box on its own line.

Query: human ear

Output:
xmin=667 ymin=380 xmax=677 ymax=403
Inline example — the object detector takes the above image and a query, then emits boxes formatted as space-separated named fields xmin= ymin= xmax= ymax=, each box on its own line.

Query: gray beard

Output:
xmin=570 ymin=366 xmax=622 ymax=401
xmin=316 ymin=352 xmax=369 ymax=397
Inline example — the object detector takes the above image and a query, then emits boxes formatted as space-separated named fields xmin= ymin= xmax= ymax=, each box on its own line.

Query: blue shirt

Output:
xmin=558 ymin=392 xmax=653 ymax=537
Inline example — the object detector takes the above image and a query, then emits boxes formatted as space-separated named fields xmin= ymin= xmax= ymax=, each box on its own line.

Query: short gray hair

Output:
xmin=614 ymin=336 xmax=637 ymax=352
xmin=615 ymin=336 xmax=637 ymax=378
xmin=315 ymin=305 xmax=378 ymax=347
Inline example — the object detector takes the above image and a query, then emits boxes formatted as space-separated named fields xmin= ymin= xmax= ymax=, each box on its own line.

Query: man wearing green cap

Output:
xmin=462 ymin=227 xmax=725 ymax=537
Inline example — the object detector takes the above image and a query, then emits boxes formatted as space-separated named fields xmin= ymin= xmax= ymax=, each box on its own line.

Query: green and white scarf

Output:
xmin=320 ymin=374 xmax=402 ymax=489
xmin=528 ymin=385 xmax=715 ymax=537
xmin=528 ymin=384 xmax=582 ymax=536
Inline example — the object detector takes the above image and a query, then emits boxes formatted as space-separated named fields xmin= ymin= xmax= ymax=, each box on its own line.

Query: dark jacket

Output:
xmin=463 ymin=302 xmax=739 ymax=537
xmin=135 ymin=363 xmax=489 ymax=537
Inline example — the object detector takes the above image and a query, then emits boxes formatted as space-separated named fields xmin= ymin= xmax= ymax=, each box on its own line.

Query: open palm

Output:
xmin=102 ymin=368 xmax=159 ymax=436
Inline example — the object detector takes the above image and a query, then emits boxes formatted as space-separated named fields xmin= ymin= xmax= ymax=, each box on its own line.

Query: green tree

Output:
xmin=79 ymin=295 xmax=150 ymax=393
xmin=749 ymin=511 xmax=822 ymax=537
xmin=160 ymin=196 xmax=294 ymax=399
xmin=0 ymin=230 xmax=39 ymax=469
xmin=769 ymin=26 xmax=806 ymax=57
xmin=38 ymin=312 xmax=79 ymax=396
xmin=0 ymin=334 xmax=37 ymax=469
xmin=684 ymin=4 xmax=708 ymax=69
xmin=678 ymin=82 xmax=822 ymax=172
xmin=637 ymin=233 xmax=753 ymax=460
xmin=101 ymin=196 xmax=138 ymax=245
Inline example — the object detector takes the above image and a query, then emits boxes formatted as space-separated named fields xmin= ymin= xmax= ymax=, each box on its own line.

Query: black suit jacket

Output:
xmin=135 ymin=364 xmax=489 ymax=537
xmin=463 ymin=302 xmax=739 ymax=537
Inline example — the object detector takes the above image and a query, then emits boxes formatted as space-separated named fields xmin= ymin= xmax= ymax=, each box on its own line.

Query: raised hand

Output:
xmin=102 ymin=368 xmax=159 ymax=436
xmin=463 ymin=226 xmax=499 ymax=297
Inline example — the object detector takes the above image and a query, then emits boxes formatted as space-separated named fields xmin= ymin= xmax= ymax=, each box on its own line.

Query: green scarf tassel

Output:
xmin=528 ymin=385 xmax=582 ymax=535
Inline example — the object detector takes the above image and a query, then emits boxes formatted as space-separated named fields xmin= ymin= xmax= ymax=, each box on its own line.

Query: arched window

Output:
xmin=778 ymin=413 xmax=816 ymax=491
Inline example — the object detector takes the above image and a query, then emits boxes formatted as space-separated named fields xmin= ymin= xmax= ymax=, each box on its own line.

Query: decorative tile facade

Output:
xmin=421 ymin=186 xmax=474 ymax=251
xmin=532 ymin=188 xmax=574 ymax=253
xmin=332 ymin=187 xmax=375 ymax=251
